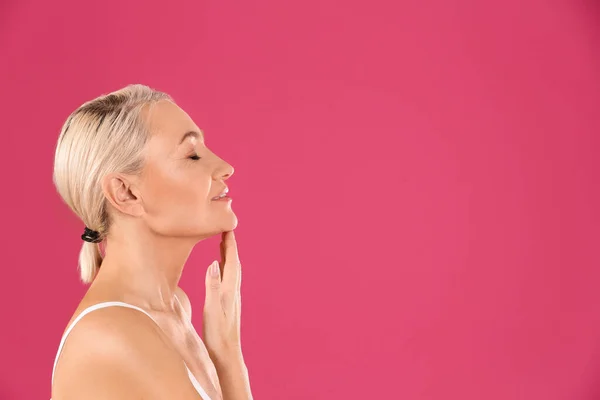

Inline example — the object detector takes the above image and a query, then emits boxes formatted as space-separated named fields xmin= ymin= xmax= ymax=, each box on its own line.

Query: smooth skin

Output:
xmin=51 ymin=100 xmax=252 ymax=400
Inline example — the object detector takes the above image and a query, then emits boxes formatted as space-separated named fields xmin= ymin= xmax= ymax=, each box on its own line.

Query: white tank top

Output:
xmin=51 ymin=301 xmax=212 ymax=400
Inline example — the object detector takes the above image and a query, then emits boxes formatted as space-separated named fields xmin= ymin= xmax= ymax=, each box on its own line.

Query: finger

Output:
xmin=204 ymin=260 xmax=221 ymax=311
xmin=221 ymin=231 xmax=241 ymax=293
xmin=219 ymin=233 xmax=226 ymax=276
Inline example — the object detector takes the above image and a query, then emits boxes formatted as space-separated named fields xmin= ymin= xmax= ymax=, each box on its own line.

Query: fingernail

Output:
xmin=211 ymin=261 xmax=219 ymax=277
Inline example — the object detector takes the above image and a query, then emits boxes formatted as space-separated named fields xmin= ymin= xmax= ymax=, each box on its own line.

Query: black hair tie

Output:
xmin=81 ymin=227 xmax=102 ymax=243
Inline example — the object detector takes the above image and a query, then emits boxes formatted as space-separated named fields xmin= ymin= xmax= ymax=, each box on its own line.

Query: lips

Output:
xmin=211 ymin=187 xmax=229 ymax=200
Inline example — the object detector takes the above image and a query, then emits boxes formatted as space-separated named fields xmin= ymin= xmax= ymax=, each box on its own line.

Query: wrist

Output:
xmin=209 ymin=345 xmax=245 ymax=368
xmin=214 ymin=354 xmax=249 ymax=382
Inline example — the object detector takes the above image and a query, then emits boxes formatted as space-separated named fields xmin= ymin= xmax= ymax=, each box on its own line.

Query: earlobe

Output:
xmin=101 ymin=173 xmax=144 ymax=217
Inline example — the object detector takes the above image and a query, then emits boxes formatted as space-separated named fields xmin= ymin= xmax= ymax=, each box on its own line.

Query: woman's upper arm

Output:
xmin=52 ymin=308 xmax=201 ymax=399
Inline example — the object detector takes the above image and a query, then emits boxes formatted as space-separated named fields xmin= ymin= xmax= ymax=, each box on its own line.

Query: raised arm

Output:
xmin=203 ymin=230 xmax=253 ymax=400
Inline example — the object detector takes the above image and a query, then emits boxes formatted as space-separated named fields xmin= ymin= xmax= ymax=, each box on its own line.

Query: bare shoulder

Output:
xmin=175 ymin=285 xmax=193 ymax=318
xmin=52 ymin=306 xmax=200 ymax=399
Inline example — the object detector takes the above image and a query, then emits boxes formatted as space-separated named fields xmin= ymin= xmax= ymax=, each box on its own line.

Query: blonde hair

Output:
xmin=53 ymin=84 xmax=172 ymax=284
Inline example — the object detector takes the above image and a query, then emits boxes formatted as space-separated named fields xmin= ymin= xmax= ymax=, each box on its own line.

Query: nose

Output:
xmin=216 ymin=161 xmax=234 ymax=181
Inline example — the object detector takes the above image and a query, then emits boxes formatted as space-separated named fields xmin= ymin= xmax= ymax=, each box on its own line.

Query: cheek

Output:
xmin=142 ymin=164 xmax=211 ymax=217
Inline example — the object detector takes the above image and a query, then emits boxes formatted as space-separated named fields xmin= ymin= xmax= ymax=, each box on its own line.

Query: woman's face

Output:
xmin=136 ymin=100 xmax=237 ymax=240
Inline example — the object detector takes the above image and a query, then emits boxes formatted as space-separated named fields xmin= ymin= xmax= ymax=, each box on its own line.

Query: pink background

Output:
xmin=1 ymin=0 xmax=599 ymax=399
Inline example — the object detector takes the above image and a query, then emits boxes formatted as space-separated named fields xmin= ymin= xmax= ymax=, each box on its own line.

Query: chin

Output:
xmin=223 ymin=213 xmax=239 ymax=231
xmin=202 ymin=214 xmax=239 ymax=239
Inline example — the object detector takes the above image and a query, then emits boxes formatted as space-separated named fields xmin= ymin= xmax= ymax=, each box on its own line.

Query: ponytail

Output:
xmin=78 ymin=239 xmax=103 ymax=284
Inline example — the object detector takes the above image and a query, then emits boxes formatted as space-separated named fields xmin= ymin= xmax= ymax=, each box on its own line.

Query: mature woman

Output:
xmin=50 ymin=84 xmax=252 ymax=400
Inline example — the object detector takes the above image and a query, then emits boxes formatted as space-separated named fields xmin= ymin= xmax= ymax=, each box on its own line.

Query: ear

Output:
xmin=101 ymin=172 xmax=144 ymax=217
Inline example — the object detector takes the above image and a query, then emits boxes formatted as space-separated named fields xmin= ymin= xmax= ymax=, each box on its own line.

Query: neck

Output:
xmin=94 ymin=224 xmax=196 ymax=312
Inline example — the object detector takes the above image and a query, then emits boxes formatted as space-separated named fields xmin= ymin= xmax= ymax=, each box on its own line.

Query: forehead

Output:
xmin=144 ymin=100 xmax=203 ymax=146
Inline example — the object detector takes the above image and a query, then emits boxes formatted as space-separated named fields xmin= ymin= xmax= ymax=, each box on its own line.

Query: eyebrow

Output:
xmin=179 ymin=130 xmax=205 ymax=144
